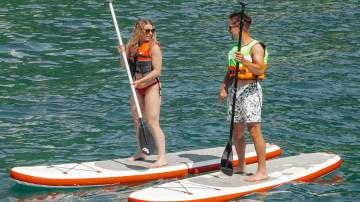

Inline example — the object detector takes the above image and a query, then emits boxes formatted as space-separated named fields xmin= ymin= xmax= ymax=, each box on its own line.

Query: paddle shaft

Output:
xmin=107 ymin=0 xmax=154 ymax=154
xmin=228 ymin=3 xmax=247 ymax=144
xmin=108 ymin=1 xmax=143 ymax=119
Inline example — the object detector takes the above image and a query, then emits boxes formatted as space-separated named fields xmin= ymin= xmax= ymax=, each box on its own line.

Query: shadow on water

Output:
xmin=9 ymin=184 xmax=96 ymax=201
xmin=9 ymin=183 xmax=137 ymax=201
xmin=309 ymin=174 xmax=343 ymax=186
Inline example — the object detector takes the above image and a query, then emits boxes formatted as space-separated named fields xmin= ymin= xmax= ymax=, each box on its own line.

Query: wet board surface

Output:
xmin=128 ymin=153 xmax=342 ymax=202
xmin=10 ymin=143 xmax=281 ymax=188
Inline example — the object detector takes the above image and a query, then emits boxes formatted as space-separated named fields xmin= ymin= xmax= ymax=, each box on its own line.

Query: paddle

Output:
xmin=106 ymin=0 xmax=155 ymax=155
xmin=220 ymin=2 xmax=247 ymax=176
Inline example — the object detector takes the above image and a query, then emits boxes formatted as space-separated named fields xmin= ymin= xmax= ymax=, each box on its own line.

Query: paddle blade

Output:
xmin=220 ymin=142 xmax=233 ymax=176
xmin=138 ymin=120 xmax=155 ymax=155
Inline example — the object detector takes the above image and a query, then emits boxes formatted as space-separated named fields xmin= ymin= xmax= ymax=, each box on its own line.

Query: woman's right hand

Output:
xmin=118 ymin=45 xmax=126 ymax=54
xmin=118 ymin=45 xmax=127 ymax=68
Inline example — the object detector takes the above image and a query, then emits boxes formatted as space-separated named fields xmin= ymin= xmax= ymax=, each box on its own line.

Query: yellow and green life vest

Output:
xmin=228 ymin=40 xmax=268 ymax=80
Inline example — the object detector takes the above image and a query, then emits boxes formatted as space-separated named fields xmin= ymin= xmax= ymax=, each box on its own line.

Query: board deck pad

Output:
xmin=10 ymin=143 xmax=281 ymax=188
xmin=128 ymin=153 xmax=342 ymax=202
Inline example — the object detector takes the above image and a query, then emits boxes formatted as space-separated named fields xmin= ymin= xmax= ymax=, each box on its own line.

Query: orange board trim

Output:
xmin=127 ymin=158 xmax=342 ymax=202
xmin=10 ymin=148 xmax=281 ymax=187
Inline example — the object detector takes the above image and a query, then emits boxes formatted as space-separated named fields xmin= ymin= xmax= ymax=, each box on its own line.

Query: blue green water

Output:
xmin=0 ymin=0 xmax=359 ymax=201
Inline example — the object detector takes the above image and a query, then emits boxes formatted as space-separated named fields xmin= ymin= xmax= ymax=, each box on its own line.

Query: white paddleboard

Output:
xmin=10 ymin=143 xmax=281 ymax=188
xmin=128 ymin=152 xmax=342 ymax=202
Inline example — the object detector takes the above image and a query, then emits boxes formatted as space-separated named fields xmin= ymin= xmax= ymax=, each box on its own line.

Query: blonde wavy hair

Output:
xmin=127 ymin=18 xmax=159 ymax=58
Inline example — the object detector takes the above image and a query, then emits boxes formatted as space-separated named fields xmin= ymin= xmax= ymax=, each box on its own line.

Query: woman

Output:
xmin=118 ymin=19 xmax=166 ymax=168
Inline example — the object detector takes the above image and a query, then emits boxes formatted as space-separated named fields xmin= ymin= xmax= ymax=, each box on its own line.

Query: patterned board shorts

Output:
xmin=227 ymin=82 xmax=262 ymax=123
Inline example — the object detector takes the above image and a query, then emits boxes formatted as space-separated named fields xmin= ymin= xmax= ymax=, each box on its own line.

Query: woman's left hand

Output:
xmin=132 ymin=80 xmax=146 ymax=89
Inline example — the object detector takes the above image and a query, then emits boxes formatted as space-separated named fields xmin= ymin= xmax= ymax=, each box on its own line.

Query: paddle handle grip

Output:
xmin=108 ymin=2 xmax=143 ymax=119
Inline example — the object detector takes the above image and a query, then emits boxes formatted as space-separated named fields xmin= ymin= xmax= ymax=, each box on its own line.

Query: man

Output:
xmin=218 ymin=12 xmax=268 ymax=181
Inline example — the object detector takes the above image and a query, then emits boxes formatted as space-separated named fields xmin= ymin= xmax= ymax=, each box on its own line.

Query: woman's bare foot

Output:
xmin=127 ymin=151 xmax=146 ymax=161
xmin=244 ymin=172 xmax=268 ymax=182
xmin=234 ymin=166 xmax=246 ymax=175
xmin=149 ymin=158 xmax=167 ymax=168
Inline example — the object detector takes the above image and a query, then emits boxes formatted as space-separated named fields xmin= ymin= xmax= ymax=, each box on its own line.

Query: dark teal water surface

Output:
xmin=0 ymin=0 xmax=359 ymax=201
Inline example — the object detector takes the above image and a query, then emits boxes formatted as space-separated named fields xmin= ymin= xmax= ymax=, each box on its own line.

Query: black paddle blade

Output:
xmin=220 ymin=142 xmax=233 ymax=176
xmin=138 ymin=120 xmax=155 ymax=155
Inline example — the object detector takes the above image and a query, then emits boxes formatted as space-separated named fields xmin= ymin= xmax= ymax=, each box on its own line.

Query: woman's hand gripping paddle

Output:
xmin=220 ymin=2 xmax=247 ymax=176
xmin=107 ymin=0 xmax=155 ymax=155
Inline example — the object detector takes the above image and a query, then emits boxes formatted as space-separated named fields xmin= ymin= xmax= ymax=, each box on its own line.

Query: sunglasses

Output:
xmin=144 ymin=28 xmax=156 ymax=34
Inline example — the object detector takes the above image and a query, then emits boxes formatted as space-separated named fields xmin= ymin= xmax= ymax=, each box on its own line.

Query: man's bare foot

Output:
xmin=244 ymin=172 xmax=268 ymax=182
xmin=127 ymin=151 xmax=146 ymax=161
xmin=149 ymin=159 xmax=167 ymax=168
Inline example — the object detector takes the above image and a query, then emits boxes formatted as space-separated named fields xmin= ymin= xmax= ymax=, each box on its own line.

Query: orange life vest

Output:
xmin=128 ymin=42 xmax=153 ymax=76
